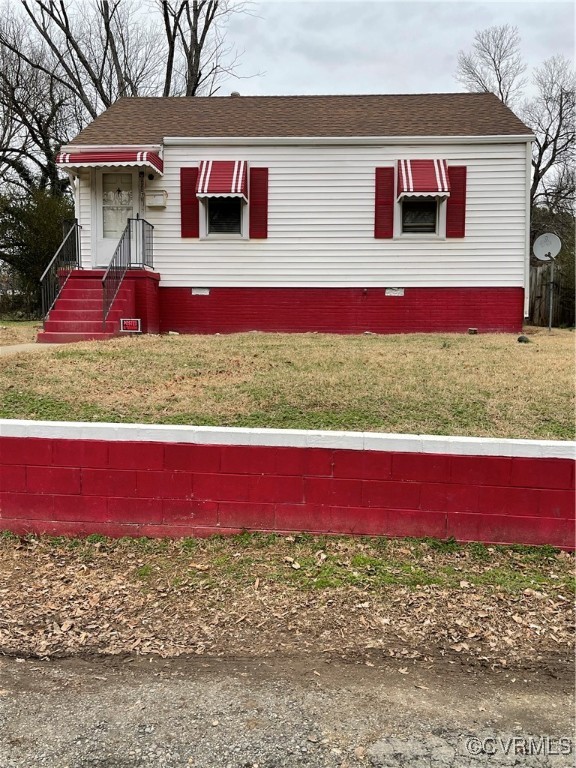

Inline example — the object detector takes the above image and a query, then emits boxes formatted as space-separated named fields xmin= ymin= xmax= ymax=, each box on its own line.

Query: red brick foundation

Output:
xmin=124 ymin=271 xmax=160 ymax=334
xmin=0 ymin=423 xmax=573 ymax=548
xmin=158 ymin=287 xmax=524 ymax=334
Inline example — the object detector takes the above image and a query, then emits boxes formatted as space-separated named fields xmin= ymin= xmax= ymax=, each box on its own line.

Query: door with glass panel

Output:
xmin=95 ymin=171 xmax=138 ymax=267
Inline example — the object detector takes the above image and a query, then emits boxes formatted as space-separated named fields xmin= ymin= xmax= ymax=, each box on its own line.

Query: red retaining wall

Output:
xmin=158 ymin=287 xmax=524 ymax=334
xmin=0 ymin=426 xmax=573 ymax=547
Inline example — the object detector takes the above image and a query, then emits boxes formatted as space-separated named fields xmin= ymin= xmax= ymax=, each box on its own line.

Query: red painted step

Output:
xmin=43 ymin=320 xmax=120 ymax=333
xmin=58 ymin=278 xmax=106 ymax=289
xmin=37 ymin=331 xmax=119 ymax=344
xmin=38 ymin=271 xmax=137 ymax=344
xmin=48 ymin=307 xmax=127 ymax=322
xmin=60 ymin=289 xmax=105 ymax=300
xmin=54 ymin=299 xmax=105 ymax=311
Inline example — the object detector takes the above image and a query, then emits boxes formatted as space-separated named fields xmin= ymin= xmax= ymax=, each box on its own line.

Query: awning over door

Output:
xmin=56 ymin=151 xmax=164 ymax=175
xmin=397 ymin=159 xmax=450 ymax=198
xmin=196 ymin=160 xmax=248 ymax=200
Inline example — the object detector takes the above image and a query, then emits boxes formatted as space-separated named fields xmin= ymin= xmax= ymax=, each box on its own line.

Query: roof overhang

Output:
xmin=60 ymin=144 xmax=162 ymax=153
xmin=163 ymin=134 xmax=535 ymax=147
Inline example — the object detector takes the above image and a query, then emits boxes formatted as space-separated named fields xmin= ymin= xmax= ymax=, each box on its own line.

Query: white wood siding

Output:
xmin=76 ymin=143 xmax=528 ymax=287
xmin=78 ymin=169 xmax=92 ymax=268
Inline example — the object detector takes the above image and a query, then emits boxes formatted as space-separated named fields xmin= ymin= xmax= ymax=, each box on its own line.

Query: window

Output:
xmin=375 ymin=162 xmax=467 ymax=240
xmin=207 ymin=197 xmax=243 ymax=234
xmin=401 ymin=199 xmax=438 ymax=234
xmin=181 ymin=164 xmax=269 ymax=240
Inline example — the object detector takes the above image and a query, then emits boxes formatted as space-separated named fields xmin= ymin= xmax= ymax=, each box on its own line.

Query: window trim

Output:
xmin=394 ymin=196 xmax=448 ymax=241
xmin=393 ymin=160 xmax=450 ymax=240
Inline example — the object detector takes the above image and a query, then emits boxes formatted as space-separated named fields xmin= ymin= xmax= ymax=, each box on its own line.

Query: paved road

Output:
xmin=0 ymin=652 xmax=573 ymax=767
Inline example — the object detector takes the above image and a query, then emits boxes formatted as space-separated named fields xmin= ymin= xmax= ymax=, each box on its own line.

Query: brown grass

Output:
xmin=0 ymin=320 xmax=40 ymax=346
xmin=0 ymin=327 xmax=574 ymax=439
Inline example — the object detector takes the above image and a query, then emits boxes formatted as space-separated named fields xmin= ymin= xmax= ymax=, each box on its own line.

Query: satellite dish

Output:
xmin=533 ymin=233 xmax=561 ymax=261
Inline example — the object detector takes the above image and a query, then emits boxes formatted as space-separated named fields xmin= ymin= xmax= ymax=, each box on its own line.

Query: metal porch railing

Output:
xmin=133 ymin=216 xmax=154 ymax=269
xmin=40 ymin=220 xmax=81 ymax=320
xmin=102 ymin=217 xmax=154 ymax=325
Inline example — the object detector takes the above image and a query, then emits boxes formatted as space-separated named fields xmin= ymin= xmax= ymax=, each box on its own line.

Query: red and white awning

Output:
xmin=397 ymin=159 xmax=450 ymax=198
xmin=56 ymin=151 xmax=163 ymax=175
xmin=196 ymin=160 xmax=248 ymax=200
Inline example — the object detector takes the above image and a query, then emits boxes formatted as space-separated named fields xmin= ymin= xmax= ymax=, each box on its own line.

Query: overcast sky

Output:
xmin=220 ymin=0 xmax=574 ymax=97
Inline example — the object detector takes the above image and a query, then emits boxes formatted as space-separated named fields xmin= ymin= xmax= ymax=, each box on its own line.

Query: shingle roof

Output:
xmin=69 ymin=93 xmax=532 ymax=146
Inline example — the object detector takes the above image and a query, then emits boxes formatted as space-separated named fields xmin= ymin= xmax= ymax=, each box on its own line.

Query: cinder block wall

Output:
xmin=0 ymin=422 xmax=573 ymax=548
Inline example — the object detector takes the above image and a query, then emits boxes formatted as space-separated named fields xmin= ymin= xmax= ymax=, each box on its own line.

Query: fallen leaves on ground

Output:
xmin=0 ymin=535 xmax=573 ymax=669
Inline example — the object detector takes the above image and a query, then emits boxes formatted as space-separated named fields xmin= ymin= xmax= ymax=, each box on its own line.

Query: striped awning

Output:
xmin=397 ymin=159 xmax=450 ymax=198
xmin=196 ymin=160 xmax=248 ymax=200
xmin=56 ymin=151 xmax=163 ymax=175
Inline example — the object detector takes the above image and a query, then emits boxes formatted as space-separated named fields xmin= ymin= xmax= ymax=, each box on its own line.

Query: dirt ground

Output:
xmin=0 ymin=649 xmax=573 ymax=768
xmin=0 ymin=321 xmax=40 ymax=347
xmin=0 ymin=536 xmax=574 ymax=767
xmin=0 ymin=536 xmax=573 ymax=667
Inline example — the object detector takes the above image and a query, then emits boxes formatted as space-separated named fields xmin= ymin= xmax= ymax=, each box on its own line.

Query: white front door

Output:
xmin=94 ymin=170 xmax=139 ymax=267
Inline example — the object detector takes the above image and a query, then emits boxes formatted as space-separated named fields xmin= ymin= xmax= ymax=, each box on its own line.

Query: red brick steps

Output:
xmin=37 ymin=331 xmax=121 ymax=344
xmin=38 ymin=270 xmax=135 ymax=344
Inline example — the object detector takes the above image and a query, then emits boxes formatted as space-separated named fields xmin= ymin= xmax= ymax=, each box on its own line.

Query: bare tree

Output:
xmin=455 ymin=24 xmax=527 ymax=106
xmin=456 ymin=27 xmax=575 ymax=326
xmin=160 ymin=1 xmax=248 ymax=97
xmin=3 ymin=0 xmax=166 ymax=118
xmin=0 ymin=0 xmax=249 ymax=193
xmin=455 ymin=28 xmax=575 ymax=210
xmin=0 ymin=13 xmax=73 ymax=193
xmin=526 ymin=57 xmax=575 ymax=326
xmin=1 ymin=0 xmax=247 ymax=112
xmin=523 ymin=55 xmax=575 ymax=211
xmin=0 ymin=0 xmax=251 ymax=305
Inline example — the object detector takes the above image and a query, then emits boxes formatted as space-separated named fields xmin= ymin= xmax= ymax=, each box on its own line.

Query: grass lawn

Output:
xmin=0 ymin=319 xmax=40 ymax=346
xmin=0 ymin=327 xmax=574 ymax=439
